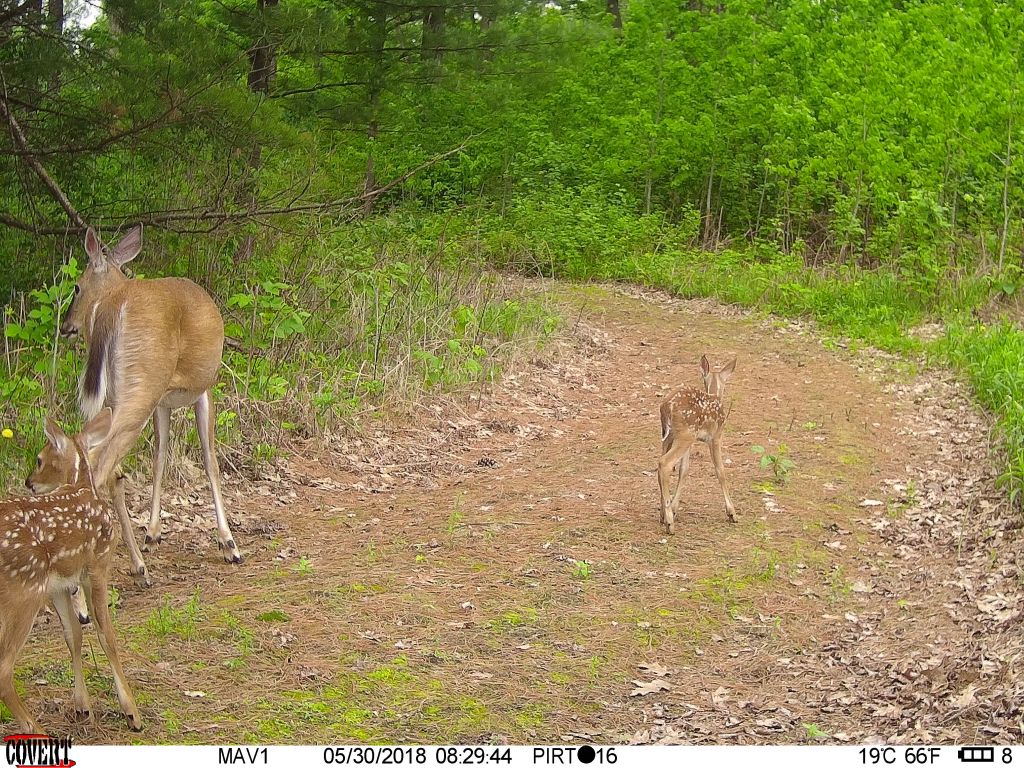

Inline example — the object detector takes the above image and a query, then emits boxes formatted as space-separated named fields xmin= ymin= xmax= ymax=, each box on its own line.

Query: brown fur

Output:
xmin=657 ymin=355 xmax=737 ymax=532
xmin=60 ymin=226 xmax=240 ymax=587
xmin=1 ymin=410 xmax=142 ymax=734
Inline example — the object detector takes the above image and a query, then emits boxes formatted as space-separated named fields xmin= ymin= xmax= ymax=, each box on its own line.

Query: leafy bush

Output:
xmin=942 ymin=322 xmax=1024 ymax=506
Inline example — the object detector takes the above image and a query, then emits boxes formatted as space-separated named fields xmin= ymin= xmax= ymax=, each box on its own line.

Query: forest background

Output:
xmin=2 ymin=0 xmax=1024 ymax=502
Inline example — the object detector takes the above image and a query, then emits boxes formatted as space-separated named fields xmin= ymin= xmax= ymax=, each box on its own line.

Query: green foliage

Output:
xmin=143 ymin=589 xmax=205 ymax=641
xmin=0 ymin=260 xmax=82 ymax=483
xmin=3 ymin=0 xmax=1024 ymax=513
xmin=571 ymin=560 xmax=592 ymax=581
xmin=942 ymin=322 xmax=1024 ymax=506
xmin=752 ymin=444 xmax=796 ymax=485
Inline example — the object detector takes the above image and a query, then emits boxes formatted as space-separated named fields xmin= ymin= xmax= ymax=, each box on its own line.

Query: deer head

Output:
xmin=700 ymin=354 xmax=737 ymax=398
xmin=60 ymin=226 xmax=143 ymax=340
xmin=26 ymin=408 xmax=113 ymax=494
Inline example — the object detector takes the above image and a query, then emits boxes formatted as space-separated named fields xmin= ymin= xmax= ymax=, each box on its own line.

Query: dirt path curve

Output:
xmin=12 ymin=284 xmax=1023 ymax=745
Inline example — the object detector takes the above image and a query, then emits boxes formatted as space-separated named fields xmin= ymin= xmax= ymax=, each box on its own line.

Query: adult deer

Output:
xmin=60 ymin=225 xmax=242 ymax=587
xmin=658 ymin=354 xmax=738 ymax=533
xmin=1 ymin=408 xmax=142 ymax=733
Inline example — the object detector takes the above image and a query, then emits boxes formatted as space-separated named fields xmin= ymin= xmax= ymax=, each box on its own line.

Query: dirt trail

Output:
xmin=9 ymin=284 xmax=1022 ymax=745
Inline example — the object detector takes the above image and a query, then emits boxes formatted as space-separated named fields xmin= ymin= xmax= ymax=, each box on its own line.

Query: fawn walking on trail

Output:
xmin=658 ymin=355 xmax=738 ymax=533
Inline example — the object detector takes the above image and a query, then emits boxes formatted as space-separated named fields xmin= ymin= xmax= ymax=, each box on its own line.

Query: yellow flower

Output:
xmin=1 ymin=428 xmax=12 ymax=439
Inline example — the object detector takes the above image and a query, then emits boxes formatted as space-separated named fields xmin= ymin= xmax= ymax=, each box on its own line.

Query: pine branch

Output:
xmin=0 ymin=78 xmax=87 ymax=230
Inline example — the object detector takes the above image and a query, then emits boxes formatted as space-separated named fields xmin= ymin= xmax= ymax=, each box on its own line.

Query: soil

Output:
xmin=7 ymin=282 xmax=1023 ymax=745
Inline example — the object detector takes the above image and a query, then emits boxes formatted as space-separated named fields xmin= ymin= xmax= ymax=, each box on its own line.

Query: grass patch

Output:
xmin=142 ymin=588 xmax=204 ymax=641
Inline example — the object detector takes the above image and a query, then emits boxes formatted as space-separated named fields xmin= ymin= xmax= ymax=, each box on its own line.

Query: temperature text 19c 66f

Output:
xmin=860 ymin=748 xmax=1013 ymax=765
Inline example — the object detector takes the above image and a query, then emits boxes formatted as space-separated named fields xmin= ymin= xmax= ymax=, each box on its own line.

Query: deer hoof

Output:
xmin=126 ymin=712 xmax=143 ymax=732
xmin=219 ymin=540 xmax=243 ymax=564
xmin=73 ymin=707 xmax=93 ymax=723
xmin=142 ymin=534 xmax=162 ymax=552
xmin=131 ymin=567 xmax=152 ymax=588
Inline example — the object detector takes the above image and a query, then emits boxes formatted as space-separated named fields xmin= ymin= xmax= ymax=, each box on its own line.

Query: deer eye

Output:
xmin=35 ymin=456 xmax=42 ymax=468
xmin=74 ymin=285 xmax=80 ymax=295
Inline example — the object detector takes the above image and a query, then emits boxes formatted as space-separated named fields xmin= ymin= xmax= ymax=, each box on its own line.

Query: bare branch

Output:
xmin=0 ymin=138 xmax=474 ymax=235
xmin=0 ymin=79 xmax=87 ymax=230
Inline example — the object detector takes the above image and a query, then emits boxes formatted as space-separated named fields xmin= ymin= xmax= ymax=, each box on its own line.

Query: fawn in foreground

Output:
xmin=658 ymin=354 xmax=738 ymax=533
xmin=60 ymin=225 xmax=242 ymax=588
xmin=1 ymin=408 xmax=142 ymax=734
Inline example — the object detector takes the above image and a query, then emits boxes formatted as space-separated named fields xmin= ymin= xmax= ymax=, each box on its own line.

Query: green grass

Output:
xmin=141 ymin=588 xmax=205 ymax=641
xmin=485 ymin=198 xmax=1022 ymax=512
xmin=941 ymin=321 xmax=1024 ymax=505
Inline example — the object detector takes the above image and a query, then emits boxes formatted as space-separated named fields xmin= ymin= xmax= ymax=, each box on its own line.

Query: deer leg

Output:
xmin=658 ymin=435 xmax=672 ymax=526
xmin=51 ymin=588 xmax=91 ymax=720
xmin=669 ymin=445 xmax=693 ymax=519
xmin=93 ymin=419 xmax=156 ymax=587
xmin=83 ymin=572 xmax=142 ymax=731
xmin=195 ymin=389 xmax=242 ymax=564
xmin=109 ymin=476 xmax=151 ymax=587
xmin=710 ymin=433 xmax=737 ymax=522
xmin=143 ymin=406 xmax=171 ymax=551
xmin=0 ymin=595 xmax=44 ymax=733
xmin=658 ymin=437 xmax=693 ymax=535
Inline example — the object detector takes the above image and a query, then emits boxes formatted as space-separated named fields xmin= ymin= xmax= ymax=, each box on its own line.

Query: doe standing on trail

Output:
xmin=60 ymin=225 xmax=242 ymax=587
xmin=1 ymin=408 xmax=142 ymax=734
xmin=658 ymin=354 xmax=738 ymax=533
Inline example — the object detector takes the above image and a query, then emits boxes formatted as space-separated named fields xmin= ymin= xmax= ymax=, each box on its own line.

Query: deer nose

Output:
xmin=25 ymin=478 xmax=33 ymax=491
xmin=59 ymin=319 xmax=76 ymax=337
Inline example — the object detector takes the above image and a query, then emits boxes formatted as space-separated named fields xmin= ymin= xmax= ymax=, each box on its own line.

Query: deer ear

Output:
xmin=109 ymin=225 xmax=142 ymax=267
xmin=43 ymin=416 xmax=70 ymax=452
xmin=719 ymin=357 xmax=737 ymax=383
xmin=82 ymin=407 xmax=113 ymax=450
xmin=700 ymin=354 xmax=711 ymax=377
xmin=84 ymin=227 xmax=106 ymax=271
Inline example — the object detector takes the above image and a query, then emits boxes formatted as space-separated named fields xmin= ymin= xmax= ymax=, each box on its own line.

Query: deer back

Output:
xmin=65 ymin=227 xmax=225 ymax=420
xmin=663 ymin=386 xmax=727 ymax=442
xmin=6 ymin=420 xmax=117 ymax=594
xmin=0 ymin=488 xmax=115 ymax=593
xmin=80 ymin=275 xmax=224 ymax=420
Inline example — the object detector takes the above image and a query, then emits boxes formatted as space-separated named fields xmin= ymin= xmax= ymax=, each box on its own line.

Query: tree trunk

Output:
xmin=362 ymin=5 xmax=388 ymax=215
xmin=702 ymin=160 xmax=715 ymax=249
xmin=235 ymin=0 xmax=279 ymax=264
xmin=999 ymin=109 xmax=1013 ymax=270
xmin=479 ymin=1 xmax=497 ymax=29
xmin=248 ymin=0 xmax=279 ymax=96
xmin=46 ymin=0 xmax=61 ymax=31
xmin=606 ymin=0 xmax=622 ymax=30
xmin=422 ymin=4 xmax=445 ymax=60
xmin=102 ymin=0 xmax=122 ymax=35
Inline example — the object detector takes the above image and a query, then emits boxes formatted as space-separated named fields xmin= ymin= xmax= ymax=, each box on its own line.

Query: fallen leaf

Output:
xmin=639 ymin=662 xmax=672 ymax=677
xmin=950 ymin=684 xmax=977 ymax=708
xmin=711 ymin=686 xmax=731 ymax=705
xmin=630 ymin=679 xmax=673 ymax=697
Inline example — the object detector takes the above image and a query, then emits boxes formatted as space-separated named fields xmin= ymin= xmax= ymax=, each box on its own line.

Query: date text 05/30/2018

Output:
xmin=323 ymin=747 xmax=514 ymax=765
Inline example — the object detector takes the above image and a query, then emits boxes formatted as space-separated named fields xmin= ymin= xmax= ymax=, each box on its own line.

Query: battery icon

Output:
xmin=958 ymin=747 xmax=995 ymax=763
